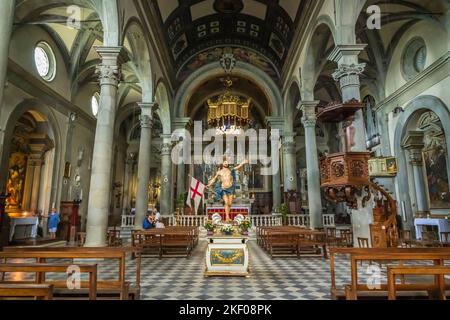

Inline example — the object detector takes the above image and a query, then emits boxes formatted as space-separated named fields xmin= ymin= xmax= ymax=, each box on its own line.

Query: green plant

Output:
xmin=279 ymin=203 xmax=289 ymax=217
xmin=204 ymin=220 xmax=215 ymax=231
xmin=176 ymin=194 xmax=185 ymax=212
xmin=239 ymin=219 xmax=252 ymax=231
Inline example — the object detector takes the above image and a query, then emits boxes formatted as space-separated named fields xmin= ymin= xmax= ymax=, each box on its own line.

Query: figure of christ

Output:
xmin=207 ymin=159 xmax=249 ymax=222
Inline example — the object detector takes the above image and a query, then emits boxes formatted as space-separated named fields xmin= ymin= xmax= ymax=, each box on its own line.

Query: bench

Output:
xmin=329 ymin=248 xmax=450 ymax=300
xmin=0 ymin=284 xmax=54 ymax=300
xmin=132 ymin=227 xmax=199 ymax=259
xmin=1 ymin=246 xmax=141 ymax=300
xmin=257 ymin=226 xmax=327 ymax=259
xmin=387 ymin=266 xmax=450 ymax=300
xmin=0 ymin=263 xmax=97 ymax=300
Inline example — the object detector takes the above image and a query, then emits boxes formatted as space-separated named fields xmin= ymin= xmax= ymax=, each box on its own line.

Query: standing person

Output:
xmin=48 ymin=208 xmax=60 ymax=240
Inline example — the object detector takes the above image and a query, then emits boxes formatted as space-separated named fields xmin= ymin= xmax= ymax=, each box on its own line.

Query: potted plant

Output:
xmin=204 ymin=220 xmax=215 ymax=236
xmin=221 ymin=224 xmax=234 ymax=236
xmin=239 ymin=219 xmax=252 ymax=235
xmin=176 ymin=194 xmax=185 ymax=214
xmin=279 ymin=203 xmax=289 ymax=225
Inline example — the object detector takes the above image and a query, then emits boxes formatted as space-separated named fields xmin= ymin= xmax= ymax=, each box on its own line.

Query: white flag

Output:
xmin=186 ymin=177 xmax=206 ymax=215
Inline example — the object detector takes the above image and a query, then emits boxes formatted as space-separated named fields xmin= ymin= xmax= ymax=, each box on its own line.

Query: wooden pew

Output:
xmin=257 ymin=226 xmax=327 ymax=259
xmin=132 ymin=227 xmax=198 ymax=259
xmin=1 ymin=246 xmax=141 ymax=300
xmin=387 ymin=266 xmax=450 ymax=300
xmin=0 ymin=263 xmax=97 ymax=300
xmin=329 ymin=247 xmax=450 ymax=300
xmin=0 ymin=284 xmax=54 ymax=300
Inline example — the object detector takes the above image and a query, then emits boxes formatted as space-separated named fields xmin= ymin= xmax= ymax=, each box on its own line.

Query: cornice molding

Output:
xmin=377 ymin=51 xmax=450 ymax=113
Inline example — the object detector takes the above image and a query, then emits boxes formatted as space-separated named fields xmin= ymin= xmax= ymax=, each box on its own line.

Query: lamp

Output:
xmin=207 ymin=53 xmax=251 ymax=135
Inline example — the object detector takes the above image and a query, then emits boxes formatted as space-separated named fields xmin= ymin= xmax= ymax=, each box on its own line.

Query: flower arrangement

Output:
xmin=221 ymin=224 xmax=234 ymax=235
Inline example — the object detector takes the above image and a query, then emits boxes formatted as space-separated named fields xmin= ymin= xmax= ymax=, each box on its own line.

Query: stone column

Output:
xmin=134 ymin=102 xmax=157 ymax=229
xmin=300 ymin=101 xmax=323 ymax=229
xmin=299 ymin=169 xmax=308 ymax=205
xmin=85 ymin=47 xmax=127 ymax=247
xmin=403 ymin=131 xmax=429 ymax=215
xmin=282 ymin=132 xmax=297 ymax=192
xmin=173 ymin=118 xmax=192 ymax=198
xmin=329 ymin=44 xmax=367 ymax=152
xmin=266 ymin=117 xmax=284 ymax=211
xmin=0 ymin=0 xmax=15 ymax=110
xmin=160 ymin=135 xmax=173 ymax=215
xmin=29 ymin=159 xmax=43 ymax=213
xmin=121 ymin=155 xmax=135 ymax=216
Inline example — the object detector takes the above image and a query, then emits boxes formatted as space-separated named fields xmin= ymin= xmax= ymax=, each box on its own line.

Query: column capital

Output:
xmin=265 ymin=116 xmax=285 ymax=131
xmin=139 ymin=114 xmax=153 ymax=129
xmin=138 ymin=102 xmax=158 ymax=116
xmin=402 ymin=131 xmax=425 ymax=151
xmin=328 ymin=44 xmax=368 ymax=63
xmin=299 ymin=101 xmax=319 ymax=127
xmin=332 ymin=63 xmax=366 ymax=82
xmin=161 ymin=143 xmax=173 ymax=156
xmin=172 ymin=117 xmax=192 ymax=130
xmin=402 ymin=131 xmax=425 ymax=165
xmin=95 ymin=46 xmax=128 ymax=87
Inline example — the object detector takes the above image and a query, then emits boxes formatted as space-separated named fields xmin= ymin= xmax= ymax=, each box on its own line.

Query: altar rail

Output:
xmin=121 ymin=214 xmax=335 ymax=228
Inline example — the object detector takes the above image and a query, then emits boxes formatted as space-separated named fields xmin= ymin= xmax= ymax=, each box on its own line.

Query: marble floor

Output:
xmin=4 ymin=240 xmax=423 ymax=300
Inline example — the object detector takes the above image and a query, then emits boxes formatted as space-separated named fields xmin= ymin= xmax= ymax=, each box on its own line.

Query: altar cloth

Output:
xmin=414 ymin=218 xmax=450 ymax=240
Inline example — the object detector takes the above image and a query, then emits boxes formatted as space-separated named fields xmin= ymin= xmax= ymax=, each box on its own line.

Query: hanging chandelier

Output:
xmin=207 ymin=78 xmax=251 ymax=135
xmin=207 ymin=53 xmax=251 ymax=135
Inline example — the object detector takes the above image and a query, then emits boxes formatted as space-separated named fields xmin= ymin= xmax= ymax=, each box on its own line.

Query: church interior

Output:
xmin=0 ymin=0 xmax=450 ymax=301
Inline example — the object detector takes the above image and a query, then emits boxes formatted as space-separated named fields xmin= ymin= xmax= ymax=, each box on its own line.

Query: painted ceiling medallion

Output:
xmin=214 ymin=0 xmax=244 ymax=14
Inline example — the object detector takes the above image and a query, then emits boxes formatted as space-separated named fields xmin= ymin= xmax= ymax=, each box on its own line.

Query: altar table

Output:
xmin=9 ymin=217 xmax=39 ymax=241
xmin=414 ymin=218 xmax=450 ymax=240
xmin=205 ymin=231 xmax=249 ymax=277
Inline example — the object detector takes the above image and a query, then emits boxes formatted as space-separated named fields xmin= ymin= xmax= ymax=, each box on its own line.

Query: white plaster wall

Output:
xmin=385 ymin=21 xmax=449 ymax=97
xmin=9 ymin=26 xmax=72 ymax=100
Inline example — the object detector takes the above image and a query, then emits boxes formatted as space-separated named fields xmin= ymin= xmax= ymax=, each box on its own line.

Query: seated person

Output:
xmin=153 ymin=207 xmax=161 ymax=222
xmin=142 ymin=214 xmax=155 ymax=230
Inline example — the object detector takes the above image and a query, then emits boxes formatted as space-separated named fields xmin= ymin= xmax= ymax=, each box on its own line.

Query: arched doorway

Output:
xmin=5 ymin=110 xmax=56 ymax=215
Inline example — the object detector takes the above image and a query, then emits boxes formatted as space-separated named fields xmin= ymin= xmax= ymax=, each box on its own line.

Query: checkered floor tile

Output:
xmin=5 ymin=241 xmax=445 ymax=300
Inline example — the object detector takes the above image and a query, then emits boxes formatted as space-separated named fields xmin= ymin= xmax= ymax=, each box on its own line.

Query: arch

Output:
xmin=394 ymin=95 xmax=450 ymax=227
xmin=301 ymin=22 xmax=336 ymax=101
xmin=0 ymin=99 xmax=63 ymax=209
xmin=155 ymin=81 xmax=172 ymax=135
xmin=122 ymin=18 xmax=153 ymax=102
xmin=316 ymin=14 xmax=338 ymax=43
xmin=284 ymin=79 xmax=301 ymax=131
xmin=174 ymin=61 xmax=282 ymax=118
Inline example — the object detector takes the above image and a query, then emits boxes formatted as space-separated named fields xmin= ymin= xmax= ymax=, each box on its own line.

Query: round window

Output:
xmin=34 ymin=42 xmax=56 ymax=81
xmin=91 ymin=93 xmax=100 ymax=117
xmin=401 ymin=38 xmax=427 ymax=81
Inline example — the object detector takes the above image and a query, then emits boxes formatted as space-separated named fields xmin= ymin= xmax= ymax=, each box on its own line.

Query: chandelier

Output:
xmin=207 ymin=78 xmax=251 ymax=135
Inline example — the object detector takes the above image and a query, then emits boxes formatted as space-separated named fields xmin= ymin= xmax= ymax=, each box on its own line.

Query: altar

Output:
xmin=9 ymin=216 xmax=39 ymax=242
xmin=414 ymin=218 xmax=450 ymax=240
xmin=206 ymin=206 xmax=251 ymax=221
xmin=205 ymin=230 xmax=250 ymax=277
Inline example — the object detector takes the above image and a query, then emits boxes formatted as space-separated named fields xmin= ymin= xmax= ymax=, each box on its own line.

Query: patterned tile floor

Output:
xmin=5 ymin=240 xmax=444 ymax=300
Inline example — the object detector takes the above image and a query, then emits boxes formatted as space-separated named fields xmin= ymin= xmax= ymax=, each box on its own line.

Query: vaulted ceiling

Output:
xmin=147 ymin=0 xmax=312 ymax=84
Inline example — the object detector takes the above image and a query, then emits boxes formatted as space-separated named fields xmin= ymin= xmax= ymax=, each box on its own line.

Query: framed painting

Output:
xmin=423 ymin=146 xmax=450 ymax=209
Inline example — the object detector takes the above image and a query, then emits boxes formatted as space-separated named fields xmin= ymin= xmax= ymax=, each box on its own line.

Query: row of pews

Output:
xmin=330 ymin=247 xmax=450 ymax=300
xmin=257 ymin=226 xmax=328 ymax=259
xmin=131 ymin=226 xmax=200 ymax=259
xmin=0 ymin=246 xmax=142 ymax=300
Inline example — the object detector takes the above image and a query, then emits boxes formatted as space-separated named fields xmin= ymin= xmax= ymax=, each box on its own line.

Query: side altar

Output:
xmin=205 ymin=227 xmax=250 ymax=277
